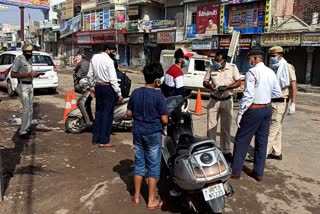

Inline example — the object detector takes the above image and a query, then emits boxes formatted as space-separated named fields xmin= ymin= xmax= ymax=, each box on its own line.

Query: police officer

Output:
xmin=11 ymin=44 xmax=41 ymax=139
xmin=231 ymin=49 xmax=281 ymax=181
xmin=203 ymin=51 xmax=241 ymax=161
xmin=267 ymin=46 xmax=296 ymax=160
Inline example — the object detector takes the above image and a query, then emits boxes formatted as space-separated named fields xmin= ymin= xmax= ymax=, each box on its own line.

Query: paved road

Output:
xmin=0 ymin=71 xmax=319 ymax=214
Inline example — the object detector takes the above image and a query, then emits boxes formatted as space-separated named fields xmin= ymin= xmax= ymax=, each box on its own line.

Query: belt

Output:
xmin=210 ymin=94 xmax=232 ymax=101
xmin=18 ymin=80 xmax=32 ymax=84
xmin=96 ymin=82 xmax=110 ymax=86
xmin=272 ymin=97 xmax=289 ymax=103
xmin=250 ymin=103 xmax=271 ymax=109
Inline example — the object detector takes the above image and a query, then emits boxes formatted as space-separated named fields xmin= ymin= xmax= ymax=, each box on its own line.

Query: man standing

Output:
xmin=231 ymin=49 xmax=281 ymax=181
xmin=203 ymin=51 xmax=241 ymax=161
xmin=161 ymin=48 xmax=193 ymax=98
xmin=87 ymin=44 xmax=123 ymax=147
xmin=267 ymin=46 xmax=296 ymax=160
xmin=11 ymin=44 xmax=41 ymax=139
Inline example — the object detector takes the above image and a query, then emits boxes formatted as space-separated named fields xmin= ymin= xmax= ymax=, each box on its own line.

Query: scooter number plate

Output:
xmin=202 ymin=183 xmax=225 ymax=201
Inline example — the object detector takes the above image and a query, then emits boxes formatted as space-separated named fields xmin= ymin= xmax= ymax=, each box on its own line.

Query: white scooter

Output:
xmin=65 ymin=78 xmax=132 ymax=134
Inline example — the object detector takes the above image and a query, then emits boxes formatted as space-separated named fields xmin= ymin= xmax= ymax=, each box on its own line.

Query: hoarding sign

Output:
xmin=126 ymin=21 xmax=139 ymax=32
xmin=103 ymin=9 xmax=110 ymax=29
xmin=60 ymin=15 xmax=81 ymax=38
xmin=186 ymin=24 xmax=196 ymax=38
xmin=192 ymin=40 xmax=213 ymax=50
xmin=261 ymin=34 xmax=301 ymax=47
xmin=196 ymin=4 xmax=219 ymax=35
xmin=157 ymin=31 xmax=175 ymax=44
xmin=61 ymin=0 xmax=74 ymax=20
xmin=301 ymin=33 xmax=320 ymax=46
xmin=126 ymin=34 xmax=144 ymax=44
xmin=0 ymin=0 xmax=50 ymax=10
xmin=219 ymin=35 xmax=252 ymax=49
xmin=152 ymin=19 xmax=176 ymax=30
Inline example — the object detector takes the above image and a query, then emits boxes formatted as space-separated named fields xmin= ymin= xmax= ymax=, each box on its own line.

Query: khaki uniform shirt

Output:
xmin=11 ymin=55 xmax=32 ymax=81
xmin=204 ymin=63 xmax=241 ymax=98
xmin=282 ymin=63 xmax=296 ymax=98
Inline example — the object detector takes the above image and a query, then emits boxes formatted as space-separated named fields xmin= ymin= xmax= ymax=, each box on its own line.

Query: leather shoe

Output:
xmin=267 ymin=154 xmax=282 ymax=160
xmin=19 ymin=134 xmax=31 ymax=140
xmin=248 ymin=171 xmax=263 ymax=182
xmin=230 ymin=173 xmax=240 ymax=179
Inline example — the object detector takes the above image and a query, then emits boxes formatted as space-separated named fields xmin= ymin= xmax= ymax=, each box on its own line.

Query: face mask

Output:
xmin=271 ymin=56 xmax=279 ymax=64
xmin=183 ymin=59 xmax=190 ymax=68
xmin=109 ymin=53 xmax=115 ymax=59
xmin=248 ymin=60 xmax=255 ymax=68
xmin=214 ymin=61 xmax=223 ymax=70
xmin=24 ymin=53 xmax=32 ymax=59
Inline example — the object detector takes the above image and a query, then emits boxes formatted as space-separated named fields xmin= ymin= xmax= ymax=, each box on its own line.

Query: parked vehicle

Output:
xmin=161 ymin=95 xmax=234 ymax=213
xmin=160 ymin=49 xmax=245 ymax=98
xmin=0 ymin=51 xmax=59 ymax=96
xmin=65 ymin=77 xmax=133 ymax=134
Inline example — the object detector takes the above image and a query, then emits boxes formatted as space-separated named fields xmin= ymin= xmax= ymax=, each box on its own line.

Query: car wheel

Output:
xmin=7 ymin=80 xmax=15 ymax=96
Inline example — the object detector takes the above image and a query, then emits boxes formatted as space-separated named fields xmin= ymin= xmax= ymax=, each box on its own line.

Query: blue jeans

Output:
xmin=232 ymin=106 xmax=272 ymax=177
xmin=92 ymin=85 xmax=116 ymax=145
xmin=133 ymin=132 xmax=162 ymax=179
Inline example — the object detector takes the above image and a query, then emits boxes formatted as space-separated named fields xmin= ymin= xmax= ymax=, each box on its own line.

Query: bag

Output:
xmin=116 ymin=70 xmax=131 ymax=98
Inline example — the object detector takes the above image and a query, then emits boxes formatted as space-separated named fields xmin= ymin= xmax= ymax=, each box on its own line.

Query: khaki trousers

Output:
xmin=16 ymin=84 xmax=33 ymax=135
xmin=207 ymin=98 xmax=233 ymax=154
xmin=267 ymin=100 xmax=288 ymax=156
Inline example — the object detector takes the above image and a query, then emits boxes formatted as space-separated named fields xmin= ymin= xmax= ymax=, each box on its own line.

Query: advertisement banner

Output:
xmin=196 ymin=4 xmax=219 ymax=35
xmin=83 ymin=14 xmax=91 ymax=31
xmin=192 ymin=40 xmax=213 ymax=50
xmin=96 ymin=11 xmax=103 ymax=30
xmin=61 ymin=0 xmax=74 ymax=20
xmin=301 ymin=33 xmax=320 ymax=46
xmin=151 ymin=19 xmax=176 ymax=30
xmin=90 ymin=12 xmax=96 ymax=30
xmin=103 ymin=9 xmax=110 ymax=29
xmin=115 ymin=10 xmax=126 ymax=29
xmin=60 ymin=15 xmax=81 ymax=38
xmin=126 ymin=34 xmax=144 ymax=44
xmin=225 ymin=1 xmax=265 ymax=34
xmin=126 ymin=21 xmax=139 ymax=32
xmin=219 ymin=35 xmax=252 ymax=49
xmin=261 ymin=34 xmax=301 ymax=47
xmin=186 ymin=24 xmax=196 ymax=38
xmin=157 ymin=31 xmax=175 ymax=44
xmin=0 ymin=0 xmax=50 ymax=10
xmin=221 ymin=0 xmax=262 ymax=3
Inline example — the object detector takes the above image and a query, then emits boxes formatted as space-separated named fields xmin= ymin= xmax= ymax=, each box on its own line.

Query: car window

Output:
xmin=194 ymin=60 xmax=210 ymax=72
xmin=32 ymin=55 xmax=54 ymax=66
xmin=8 ymin=55 xmax=15 ymax=64
xmin=3 ymin=54 xmax=13 ymax=65
xmin=0 ymin=55 xmax=4 ymax=65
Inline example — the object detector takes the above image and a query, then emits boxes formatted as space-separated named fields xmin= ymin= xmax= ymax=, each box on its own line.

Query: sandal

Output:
xmin=131 ymin=196 xmax=139 ymax=206
xmin=147 ymin=199 xmax=163 ymax=210
xmin=98 ymin=144 xmax=114 ymax=148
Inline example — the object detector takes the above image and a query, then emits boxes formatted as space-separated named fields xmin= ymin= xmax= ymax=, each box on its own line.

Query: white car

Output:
xmin=0 ymin=51 xmax=59 ymax=96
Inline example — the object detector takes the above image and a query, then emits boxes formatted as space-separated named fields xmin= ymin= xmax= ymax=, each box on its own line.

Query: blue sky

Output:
xmin=0 ymin=5 xmax=45 ymax=25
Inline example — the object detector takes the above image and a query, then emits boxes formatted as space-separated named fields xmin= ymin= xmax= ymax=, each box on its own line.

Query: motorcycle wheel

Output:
xmin=65 ymin=117 xmax=86 ymax=134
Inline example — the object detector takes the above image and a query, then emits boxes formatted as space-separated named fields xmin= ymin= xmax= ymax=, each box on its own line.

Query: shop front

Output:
xmin=126 ymin=33 xmax=145 ymax=66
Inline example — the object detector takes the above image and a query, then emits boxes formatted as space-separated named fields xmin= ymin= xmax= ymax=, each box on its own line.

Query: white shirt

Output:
xmin=239 ymin=62 xmax=282 ymax=115
xmin=87 ymin=52 xmax=121 ymax=96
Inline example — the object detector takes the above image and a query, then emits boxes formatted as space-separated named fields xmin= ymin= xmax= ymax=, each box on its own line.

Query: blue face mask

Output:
xmin=271 ymin=56 xmax=280 ymax=64
xmin=214 ymin=62 xmax=222 ymax=70
xmin=183 ymin=59 xmax=190 ymax=67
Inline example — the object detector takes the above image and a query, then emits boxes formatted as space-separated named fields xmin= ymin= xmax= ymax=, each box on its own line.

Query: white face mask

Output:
xmin=155 ymin=77 xmax=164 ymax=87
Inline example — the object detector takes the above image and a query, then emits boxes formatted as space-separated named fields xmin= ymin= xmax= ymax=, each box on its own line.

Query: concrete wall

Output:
xmin=293 ymin=0 xmax=320 ymax=25
xmin=274 ymin=0 xmax=295 ymax=17
xmin=140 ymin=5 xmax=164 ymax=21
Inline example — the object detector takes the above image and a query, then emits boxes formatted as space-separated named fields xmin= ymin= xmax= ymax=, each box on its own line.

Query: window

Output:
xmin=0 ymin=55 xmax=4 ymax=65
xmin=192 ymin=12 xmax=197 ymax=25
xmin=3 ymin=54 xmax=15 ymax=65
xmin=194 ymin=60 xmax=211 ymax=72
xmin=32 ymin=55 xmax=54 ymax=66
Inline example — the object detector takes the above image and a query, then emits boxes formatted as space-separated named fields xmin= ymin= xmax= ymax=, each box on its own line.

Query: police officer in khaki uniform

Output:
xmin=203 ymin=51 xmax=241 ymax=161
xmin=11 ymin=44 xmax=41 ymax=139
xmin=267 ymin=46 xmax=297 ymax=160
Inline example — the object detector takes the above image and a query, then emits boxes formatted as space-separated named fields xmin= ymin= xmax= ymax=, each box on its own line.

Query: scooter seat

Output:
xmin=176 ymin=134 xmax=210 ymax=155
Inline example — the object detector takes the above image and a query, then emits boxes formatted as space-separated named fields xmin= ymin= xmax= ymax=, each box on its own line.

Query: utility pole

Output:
xmin=20 ymin=7 xmax=25 ymax=45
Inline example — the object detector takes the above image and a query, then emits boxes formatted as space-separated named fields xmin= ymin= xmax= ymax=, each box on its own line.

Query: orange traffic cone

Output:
xmin=71 ymin=89 xmax=77 ymax=110
xmin=63 ymin=92 xmax=71 ymax=122
xmin=194 ymin=89 xmax=203 ymax=115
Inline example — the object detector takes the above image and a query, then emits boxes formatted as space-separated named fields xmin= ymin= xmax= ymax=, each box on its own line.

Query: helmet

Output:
xmin=22 ymin=44 xmax=33 ymax=52
xmin=79 ymin=77 xmax=90 ymax=90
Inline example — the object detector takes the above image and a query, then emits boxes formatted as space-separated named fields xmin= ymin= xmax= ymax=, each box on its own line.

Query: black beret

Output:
xmin=103 ymin=44 xmax=117 ymax=51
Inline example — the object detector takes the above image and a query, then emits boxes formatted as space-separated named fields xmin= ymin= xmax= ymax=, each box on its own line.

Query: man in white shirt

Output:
xmin=87 ymin=44 xmax=123 ymax=147
xmin=231 ymin=49 xmax=281 ymax=182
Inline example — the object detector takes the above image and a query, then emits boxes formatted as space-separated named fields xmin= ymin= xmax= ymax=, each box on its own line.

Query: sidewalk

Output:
xmin=297 ymin=84 xmax=320 ymax=94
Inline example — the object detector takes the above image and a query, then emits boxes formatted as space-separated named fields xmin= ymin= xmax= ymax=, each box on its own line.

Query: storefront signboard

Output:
xmin=126 ymin=21 xmax=139 ymax=32
xmin=301 ymin=33 xmax=320 ymax=46
xmin=261 ymin=34 xmax=301 ymax=47
xmin=60 ymin=15 xmax=81 ymax=38
xmin=186 ymin=24 xmax=196 ymax=38
xmin=196 ymin=4 xmax=220 ymax=35
xmin=61 ymin=0 xmax=74 ymax=20
xmin=219 ymin=35 xmax=252 ymax=49
xmin=126 ymin=34 xmax=144 ymax=44
xmin=152 ymin=19 xmax=176 ymax=30
xmin=157 ymin=31 xmax=175 ymax=44
xmin=192 ymin=40 xmax=213 ymax=50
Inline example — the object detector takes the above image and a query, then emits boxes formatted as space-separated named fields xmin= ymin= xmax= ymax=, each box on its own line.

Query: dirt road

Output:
xmin=0 ymin=71 xmax=319 ymax=214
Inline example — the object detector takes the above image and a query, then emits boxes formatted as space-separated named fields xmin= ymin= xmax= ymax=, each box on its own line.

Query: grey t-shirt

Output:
xmin=11 ymin=55 xmax=32 ymax=81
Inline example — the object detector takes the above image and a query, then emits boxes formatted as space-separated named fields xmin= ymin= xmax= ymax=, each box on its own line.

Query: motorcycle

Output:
xmin=161 ymin=96 xmax=234 ymax=214
xmin=65 ymin=77 xmax=133 ymax=134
